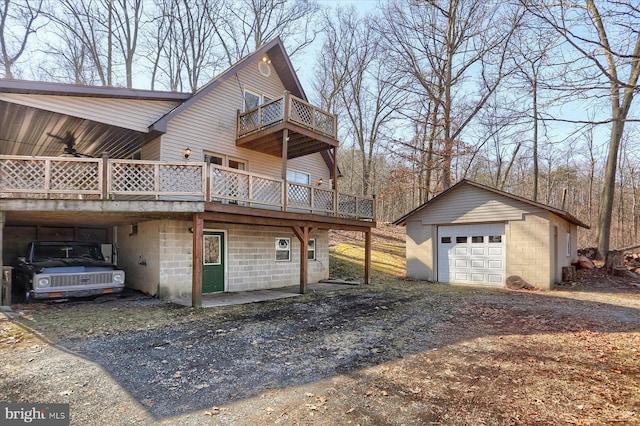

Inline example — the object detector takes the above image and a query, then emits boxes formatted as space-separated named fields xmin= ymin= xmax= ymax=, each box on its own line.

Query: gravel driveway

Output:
xmin=2 ymin=278 xmax=639 ymax=425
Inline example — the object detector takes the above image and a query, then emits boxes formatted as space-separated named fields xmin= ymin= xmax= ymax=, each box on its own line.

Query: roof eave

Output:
xmin=150 ymin=37 xmax=306 ymax=131
xmin=393 ymin=179 xmax=590 ymax=229
xmin=0 ymin=79 xmax=191 ymax=101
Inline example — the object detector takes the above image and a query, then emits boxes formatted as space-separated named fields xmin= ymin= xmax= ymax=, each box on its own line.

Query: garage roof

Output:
xmin=393 ymin=179 xmax=590 ymax=229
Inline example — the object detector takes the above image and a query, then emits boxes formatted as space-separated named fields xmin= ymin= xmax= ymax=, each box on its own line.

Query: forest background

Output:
xmin=1 ymin=0 xmax=639 ymax=256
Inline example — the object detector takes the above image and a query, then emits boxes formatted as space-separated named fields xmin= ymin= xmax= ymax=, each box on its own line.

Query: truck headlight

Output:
xmin=37 ymin=277 xmax=51 ymax=288
xmin=113 ymin=272 xmax=124 ymax=284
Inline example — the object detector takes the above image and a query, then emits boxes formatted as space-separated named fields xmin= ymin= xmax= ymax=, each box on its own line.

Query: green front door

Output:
xmin=202 ymin=231 xmax=225 ymax=293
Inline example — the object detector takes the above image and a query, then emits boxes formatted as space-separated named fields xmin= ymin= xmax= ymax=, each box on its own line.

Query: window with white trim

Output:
xmin=205 ymin=152 xmax=247 ymax=170
xmin=275 ymin=238 xmax=291 ymax=261
xmin=244 ymin=87 xmax=273 ymax=111
xmin=286 ymin=169 xmax=311 ymax=206
xmin=308 ymin=239 xmax=316 ymax=261
xmin=286 ymin=169 xmax=310 ymax=185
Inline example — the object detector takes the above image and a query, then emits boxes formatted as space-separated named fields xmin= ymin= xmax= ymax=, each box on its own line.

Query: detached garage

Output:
xmin=394 ymin=180 xmax=590 ymax=290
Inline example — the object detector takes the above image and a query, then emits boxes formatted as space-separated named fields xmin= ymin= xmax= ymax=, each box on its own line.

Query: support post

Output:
xmin=281 ymin=128 xmax=289 ymax=212
xmin=101 ymin=152 xmax=110 ymax=200
xmin=292 ymin=226 xmax=315 ymax=294
xmin=333 ymin=147 xmax=339 ymax=216
xmin=192 ymin=213 xmax=204 ymax=308
xmin=0 ymin=212 xmax=5 ymax=305
xmin=364 ymin=229 xmax=372 ymax=284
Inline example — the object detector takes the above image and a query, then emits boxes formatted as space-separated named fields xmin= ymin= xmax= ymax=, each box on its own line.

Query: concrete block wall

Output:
xmin=158 ymin=221 xmax=193 ymax=299
xmin=549 ymin=215 xmax=577 ymax=285
xmin=506 ymin=212 xmax=552 ymax=289
xmin=405 ymin=221 xmax=435 ymax=281
xmin=118 ymin=219 xmax=330 ymax=299
xmin=116 ymin=221 xmax=161 ymax=296
xmin=222 ymin=224 xmax=329 ymax=291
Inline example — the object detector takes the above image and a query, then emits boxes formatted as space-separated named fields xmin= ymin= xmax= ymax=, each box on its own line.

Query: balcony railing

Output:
xmin=237 ymin=92 xmax=337 ymax=139
xmin=0 ymin=155 xmax=375 ymax=220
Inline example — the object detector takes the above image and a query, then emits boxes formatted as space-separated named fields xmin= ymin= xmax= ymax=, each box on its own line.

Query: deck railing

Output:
xmin=0 ymin=155 xmax=374 ymax=220
xmin=237 ymin=92 xmax=337 ymax=139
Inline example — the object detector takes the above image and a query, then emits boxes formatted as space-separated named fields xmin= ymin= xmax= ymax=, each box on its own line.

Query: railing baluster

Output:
xmin=0 ymin=155 xmax=374 ymax=220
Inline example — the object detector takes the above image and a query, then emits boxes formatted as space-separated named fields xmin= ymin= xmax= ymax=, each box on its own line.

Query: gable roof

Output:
xmin=150 ymin=37 xmax=304 ymax=133
xmin=393 ymin=179 xmax=590 ymax=229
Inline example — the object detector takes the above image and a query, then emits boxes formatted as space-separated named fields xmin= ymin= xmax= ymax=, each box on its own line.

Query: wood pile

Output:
xmin=625 ymin=253 xmax=640 ymax=275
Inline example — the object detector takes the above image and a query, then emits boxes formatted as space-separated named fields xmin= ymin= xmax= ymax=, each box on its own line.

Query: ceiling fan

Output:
xmin=48 ymin=131 xmax=93 ymax=158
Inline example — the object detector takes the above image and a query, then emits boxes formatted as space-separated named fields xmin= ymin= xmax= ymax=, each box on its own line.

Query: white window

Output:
xmin=308 ymin=239 xmax=316 ymax=261
xmin=275 ymin=238 xmax=291 ymax=261
xmin=205 ymin=152 xmax=247 ymax=171
xmin=244 ymin=89 xmax=261 ymax=111
xmin=566 ymin=232 xmax=571 ymax=257
xmin=244 ymin=87 xmax=273 ymax=111
xmin=228 ymin=158 xmax=246 ymax=171
xmin=287 ymin=169 xmax=310 ymax=185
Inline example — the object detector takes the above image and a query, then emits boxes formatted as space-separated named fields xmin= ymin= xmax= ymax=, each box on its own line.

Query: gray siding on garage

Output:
xmin=414 ymin=185 xmax=546 ymax=225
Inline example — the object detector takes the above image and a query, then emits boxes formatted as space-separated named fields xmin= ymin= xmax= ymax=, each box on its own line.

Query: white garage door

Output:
xmin=437 ymin=223 xmax=505 ymax=286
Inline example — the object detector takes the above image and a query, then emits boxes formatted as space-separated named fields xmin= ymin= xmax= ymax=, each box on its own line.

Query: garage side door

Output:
xmin=437 ymin=223 xmax=505 ymax=286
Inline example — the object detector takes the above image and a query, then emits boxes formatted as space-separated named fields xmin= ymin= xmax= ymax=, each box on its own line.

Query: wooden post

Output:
xmin=282 ymin=128 xmax=289 ymax=212
xmin=364 ymin=229 xmax=372 ymax=284
xmin=101 ymin=152 xmax=109 ymax=199
xmin=192 ymin=213 xmax=204 ymax=308
xmin=333 ymin=147 xmax=339 ymax=216
xmin=0 ymin=212 xmax=5 ymax=305
xmin=292 ymin=226 xmax=315 ymax=294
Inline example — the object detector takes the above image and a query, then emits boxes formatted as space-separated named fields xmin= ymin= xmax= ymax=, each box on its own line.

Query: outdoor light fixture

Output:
xmin=183 ymin=147 xmax=191 ymax=159
xmin=316 ymin=178 xmax=323 ymax=186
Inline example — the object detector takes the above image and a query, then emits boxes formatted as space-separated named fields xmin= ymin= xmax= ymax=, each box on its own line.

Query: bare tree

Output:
xmin=507 ymin=20 xmax=562 ymax=202
xmin=110 ymin=0 xmax=144 ymax=88
xmin=381 ymin=0 xmax=525 ymax=190
xmin=523 ymin=0 xmax=640 ymax=257
xmin=314 ymin=7 xmax=405 ymax=197
xmin=215 ymin=0 xmax=320 ymax=66
xmin=45 ymin=1 xmax=113 ymax=85
xmin=0 ymin=0 xmax=43 ymax=78
xmin=38 ymin=22 xmax=100 ymax=84
xmin=44 ymin=0 xmax=144 ymax=87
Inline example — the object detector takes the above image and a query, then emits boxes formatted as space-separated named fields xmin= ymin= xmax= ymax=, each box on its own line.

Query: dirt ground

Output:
xmin=1 ymin=227 xmax=639 ymax=425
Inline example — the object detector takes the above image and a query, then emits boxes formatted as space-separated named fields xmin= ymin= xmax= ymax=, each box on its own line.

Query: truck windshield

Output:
xmin=32 ymin=245 xmax=103 ymax=261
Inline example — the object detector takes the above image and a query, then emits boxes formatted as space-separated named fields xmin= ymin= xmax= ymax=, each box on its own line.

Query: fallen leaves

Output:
xmin=204 ymin=406 xmax=226 ymax=416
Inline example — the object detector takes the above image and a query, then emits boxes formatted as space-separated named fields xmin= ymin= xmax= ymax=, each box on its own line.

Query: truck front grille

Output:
xmin=49 ymin=273 xmax=114 ymax=288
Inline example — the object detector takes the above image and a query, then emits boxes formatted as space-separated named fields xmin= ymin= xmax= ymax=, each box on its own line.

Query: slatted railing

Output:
xmin=0 ymin=155 xmax=374 ymax=219
xmin=237 ymin=92 xmax=337 ymax=139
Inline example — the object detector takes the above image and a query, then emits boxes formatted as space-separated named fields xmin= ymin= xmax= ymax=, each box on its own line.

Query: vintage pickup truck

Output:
xmin=13 ymin=241 xmax=125 ymax=302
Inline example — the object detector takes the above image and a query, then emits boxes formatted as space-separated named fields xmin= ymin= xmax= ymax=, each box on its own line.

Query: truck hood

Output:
xmin=27 ymin=258 xmax=117 ymax=274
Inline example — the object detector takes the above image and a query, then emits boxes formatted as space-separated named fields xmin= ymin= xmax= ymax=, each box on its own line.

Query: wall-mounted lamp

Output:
xmin=188 ymin=227 xmax=194 ymax=234
xmin=183 ymin=147 xmax=191 ymax=159
xmin=262 ymin=56 xmax=271 ymax=64
xmin=316 ymin=178 xmax=323 ymax=186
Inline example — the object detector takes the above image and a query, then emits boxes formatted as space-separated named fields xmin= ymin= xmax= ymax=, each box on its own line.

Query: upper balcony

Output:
xmin=0 ymin=155 xmax=375 ymax=221
xmin=237 ymin=92 xmax=338 ymax=159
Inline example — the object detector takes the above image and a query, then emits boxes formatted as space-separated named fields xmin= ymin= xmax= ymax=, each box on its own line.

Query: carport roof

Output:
xmin=393 ymin=179 xmax=590 ymax=229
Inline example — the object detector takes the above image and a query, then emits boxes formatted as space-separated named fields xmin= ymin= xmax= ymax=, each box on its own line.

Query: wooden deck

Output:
xmin=0 ymin=155 xmax=375 ymax=221
xmin=236 ymin=92 xmax=338 ymax=159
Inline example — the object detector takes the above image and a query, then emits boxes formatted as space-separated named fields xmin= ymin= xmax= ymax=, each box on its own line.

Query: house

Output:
xmin=393 ymin=180 xmax=589 ymax=290
xmin=0 ymin=38 xmax=375 ymax=307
